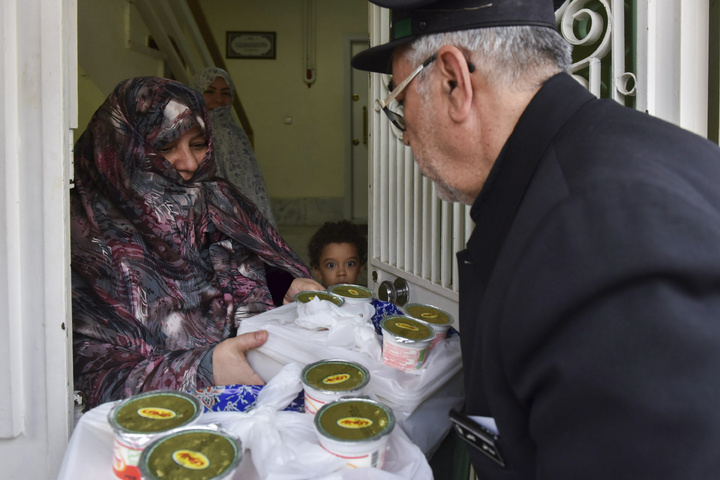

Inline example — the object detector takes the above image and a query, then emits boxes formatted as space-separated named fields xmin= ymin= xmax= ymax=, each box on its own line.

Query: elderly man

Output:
xmin=353 ymin=0 xmax=720 ymax=478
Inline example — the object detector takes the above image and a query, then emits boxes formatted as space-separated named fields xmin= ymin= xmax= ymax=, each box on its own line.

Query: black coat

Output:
xmin=458 ymin=73 xmax=720 ymax=479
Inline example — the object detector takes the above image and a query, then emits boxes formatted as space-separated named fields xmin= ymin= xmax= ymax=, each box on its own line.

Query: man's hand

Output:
xmin=212 ymin=330 xmax=268 ymax=385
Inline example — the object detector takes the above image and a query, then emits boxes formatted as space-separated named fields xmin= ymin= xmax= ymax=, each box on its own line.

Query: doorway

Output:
xmin=346 ymin=37 xmax=369 ymax=224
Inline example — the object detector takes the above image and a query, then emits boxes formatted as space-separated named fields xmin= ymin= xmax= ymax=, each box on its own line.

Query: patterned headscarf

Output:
xmin=71 ymin=77 xmax=310 ymax=407
xmin=191 ymin=67 xmax=277 ymax=225
xmin=193 ymin=66 xmax=236 ymax=106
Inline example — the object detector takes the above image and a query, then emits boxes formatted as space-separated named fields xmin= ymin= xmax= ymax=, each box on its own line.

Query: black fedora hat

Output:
xmin=352 ymin=0 xmax=565 ymax=73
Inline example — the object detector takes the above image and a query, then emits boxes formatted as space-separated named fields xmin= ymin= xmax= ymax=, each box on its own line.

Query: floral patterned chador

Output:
xmin=71 ymin=77 xmax=310 ymax=408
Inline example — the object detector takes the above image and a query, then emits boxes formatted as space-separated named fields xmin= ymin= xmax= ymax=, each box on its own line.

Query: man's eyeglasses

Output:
xmin=376 ymin=54 xmax=437 ymax=132
xmin=376 ymin=53 xmax=475 ymax=132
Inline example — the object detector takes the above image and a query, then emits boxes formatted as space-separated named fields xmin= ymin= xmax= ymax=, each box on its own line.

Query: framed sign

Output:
xmin=226 ymin=31 xmax=276 ymax=59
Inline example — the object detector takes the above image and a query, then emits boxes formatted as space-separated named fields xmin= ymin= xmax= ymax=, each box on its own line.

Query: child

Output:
xmin=308 ymin=220 xmax=367 ymax=287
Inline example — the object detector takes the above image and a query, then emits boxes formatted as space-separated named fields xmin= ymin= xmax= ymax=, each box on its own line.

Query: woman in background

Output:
xmin=192 ymin=67 xmax=277 ymax=226
xmin=72 ymin=76 xmax=321 ymax=408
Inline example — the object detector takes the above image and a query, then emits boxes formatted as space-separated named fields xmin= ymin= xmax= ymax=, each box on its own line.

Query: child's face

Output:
xmin=313 ymin=242 xmax=365 ymax=287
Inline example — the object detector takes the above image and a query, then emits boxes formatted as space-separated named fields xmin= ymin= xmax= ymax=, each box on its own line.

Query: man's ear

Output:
xmin=436 ymin=45 xmax=474 ymax=123
xmin=312 ymin=266 xmax=322 ymax=282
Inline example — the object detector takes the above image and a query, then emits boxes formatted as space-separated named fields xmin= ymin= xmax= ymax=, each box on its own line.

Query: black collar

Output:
xmin=464 ymin=73 xmax=595 ymax=291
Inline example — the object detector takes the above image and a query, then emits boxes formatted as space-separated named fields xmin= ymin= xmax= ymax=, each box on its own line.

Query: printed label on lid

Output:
xmin=396 ymin=322 xmax=419 ymax=331
xmin=338 ymin=417 xmax=374 ymax=429
xmin=323 ymin=374 xmax=351 ymax=385
xmin=172 ymin=450 xmax=209 ymax=470
xmin=137 ymin=407 xmax=177 ymax=420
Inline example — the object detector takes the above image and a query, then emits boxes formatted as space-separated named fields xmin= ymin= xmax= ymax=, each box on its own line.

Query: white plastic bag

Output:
xmin=58 ymin=363 xmax=433 ymax=480
xmin=240 ymin=301 xmax=464 ymax=455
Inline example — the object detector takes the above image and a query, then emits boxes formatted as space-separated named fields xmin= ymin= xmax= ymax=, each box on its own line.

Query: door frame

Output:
xmin=344 ymin=33 xmax=370 ymax=223
xmin=0 ymin=0 xmax=75 ymax=476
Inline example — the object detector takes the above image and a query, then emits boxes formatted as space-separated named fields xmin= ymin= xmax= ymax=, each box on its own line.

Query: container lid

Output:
xmin=381 ymin=315 xmax=434 ymax=343
xmin=302 ymin=359 xmax=370 ymax=393
xmin=314 ymin=397 xmax=395 ymax=443
xmin=327 ymin=284 xmax=374 ymax=299
xmin=404 ymin=303 xmax=454 ymax=326
xmin=109 ymin=390 xmax=202 ymax=435
xmin=139 ymin=428 xmax=242 ymax=480
xmin=295 ymin=290 xmax=345 ymax=306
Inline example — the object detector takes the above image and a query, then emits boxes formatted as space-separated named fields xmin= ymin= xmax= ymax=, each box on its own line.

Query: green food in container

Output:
xmin=327 ymin=283 xmax=374 ymax=300
xmin=139 ymin=428 xmax=242 ymax=480
xmin=403 ymin=303 xmax=454 ymax=326
xmin=302 ymin=359 xmax=370 ymax=394
xmin=110 ymin=390 xmax=202 ymax=434
xmin=380 ymin=315 xmax=434 ymax=343
xmin=315 ymin=397 xmax=395 ymax=442
xmin=295 ymin=290 xmax=345 ymax=306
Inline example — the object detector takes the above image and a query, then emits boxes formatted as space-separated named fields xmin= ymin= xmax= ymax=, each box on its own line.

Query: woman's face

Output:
xmin=203 ymin=77 xmax=232 ymax=111
xmin=157 ymin=126 xmax=208 ymax=181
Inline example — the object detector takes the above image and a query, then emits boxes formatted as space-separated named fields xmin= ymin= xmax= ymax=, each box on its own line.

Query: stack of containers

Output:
xmin=240 ymin=283 xmax=464 ymax=455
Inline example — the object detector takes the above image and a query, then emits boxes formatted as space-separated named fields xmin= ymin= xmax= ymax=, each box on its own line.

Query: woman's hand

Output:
xmin=283 ymin=277 xmax=325 ymax=304
xmin=212 ymin=330 xmax=268 ymax=386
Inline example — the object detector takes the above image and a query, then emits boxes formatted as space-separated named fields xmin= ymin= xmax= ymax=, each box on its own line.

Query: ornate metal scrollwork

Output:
xmin=556 ymin=0 xmax=637 ymax=104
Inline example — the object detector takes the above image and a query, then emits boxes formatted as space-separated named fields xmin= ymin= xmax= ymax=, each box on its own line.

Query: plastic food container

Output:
xmin=108 ymin=390 xmax=202 ymax=480
xmin=314 ymin=397 xmax=395 ymax=470
xmin=327 ymin=284 xmax=374 ymax=304
xmin=301 ymin=359 xmax=370 ymax=414
xmin=403 ymin=303 xmax=454 ymax=350
xmin=139 ymin=427 xmax=242 ymax=480
xmin=380 ymin=315 xmax=434 ymax=372
xmin=295 ymin=290 xmax=345 ymax=307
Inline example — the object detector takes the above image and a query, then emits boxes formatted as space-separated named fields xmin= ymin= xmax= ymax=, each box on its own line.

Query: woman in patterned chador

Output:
xmin=71 ymin=76 xmax=321 ymax=408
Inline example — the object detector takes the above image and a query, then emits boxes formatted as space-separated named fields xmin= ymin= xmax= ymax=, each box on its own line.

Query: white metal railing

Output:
xmin=372 ymin=98 xmax=471 ymax=294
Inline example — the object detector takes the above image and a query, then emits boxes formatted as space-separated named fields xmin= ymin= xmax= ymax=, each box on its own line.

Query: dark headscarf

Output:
xmin=71 ymin=77 xmax=310 ymax=407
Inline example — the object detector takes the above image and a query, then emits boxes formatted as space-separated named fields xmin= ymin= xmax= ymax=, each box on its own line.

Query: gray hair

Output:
xmin=405 ymin=26 xmax=572 ymax=94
